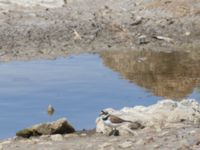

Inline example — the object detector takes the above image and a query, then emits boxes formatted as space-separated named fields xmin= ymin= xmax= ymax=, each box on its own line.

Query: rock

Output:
xmin=96 ymin=99 xmax=200 ymax=135
xmin=153 ymin=144 xmax=161 ymax=149
xmin=16 ymin=129 xmax=36 ymax=138
xmin=50 ymin=134 xmax=64 ymax=141
xmin=73 ymin=29 xmax=82 ymax=40
xmin=119 ymin=141 xmax=133 ymax=148
xmin=40 ymin=135 xmax=50 ymax=140
xmin=138 ymin=35 xmax=148 ymax=44
xmin=100 ymin=142 xmax=112 ymax=148
xmin=153 ymin=35 xmax=173 ymax=43
xmin=131 ymin=16 xmax=142 ymax=26
xmin=109 ymin=138 xmax=118 ymax=142
xmin=185 ymin=32 xmax=191 ymax=36
xmin=159 ymin=131 xmax=169 ymax=137
xmin=64 ymin=134 xmax=78 ymax=138
xmin=38 ymin=141 xmax=53 ymax=145
xmin=136 ymin=139 xmax=145 ymax=145
xmin=189 ymin=130 xmax=196 ymax=135
xmin=80 ymin=133 xmax=87 ymax=137
xmin=16 ymin=118 xmax=75 ymax=138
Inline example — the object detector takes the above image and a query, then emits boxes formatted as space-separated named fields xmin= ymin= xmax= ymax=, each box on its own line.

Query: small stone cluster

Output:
xmin=16 ymin=118 xmax=75 ymax=138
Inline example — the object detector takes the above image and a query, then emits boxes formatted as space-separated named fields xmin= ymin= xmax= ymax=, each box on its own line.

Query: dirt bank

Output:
xmin=0 ymin=0 xmax=199 ymax=61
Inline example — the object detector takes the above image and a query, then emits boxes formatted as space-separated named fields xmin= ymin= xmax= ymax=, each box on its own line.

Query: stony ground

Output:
xmin=1 ymin=123 xmax=200 ymax=150
xmin=0 ymin=0 xmax=199 ymax=61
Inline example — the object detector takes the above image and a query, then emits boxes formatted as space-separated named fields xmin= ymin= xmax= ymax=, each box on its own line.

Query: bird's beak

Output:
xmin=99 ymin=110 xmax=104 ymax=116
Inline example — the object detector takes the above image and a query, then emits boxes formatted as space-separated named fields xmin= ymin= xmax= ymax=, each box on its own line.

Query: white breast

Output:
xmin=104 ymin=119 xmax=122 ymax=128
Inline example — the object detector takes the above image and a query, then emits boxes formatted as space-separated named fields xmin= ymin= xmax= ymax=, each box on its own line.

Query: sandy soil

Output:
xmin=0 ymin=0 xmax=199 ymax=61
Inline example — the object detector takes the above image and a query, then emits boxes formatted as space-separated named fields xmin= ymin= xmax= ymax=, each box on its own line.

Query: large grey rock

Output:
xmin=16 ymin=118 xmax=75 ymax=138
xmin=96 ymin=99 xmax=200 ymax=135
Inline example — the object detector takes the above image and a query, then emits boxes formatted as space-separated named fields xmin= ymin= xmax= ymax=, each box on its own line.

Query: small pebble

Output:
xmin=119 ymin=141 xmax=133 ymax=148
xmin=50 ymin=134 xmax=64 ymax=141
xmin=154 ymin=144 xmax=161 ymax=149
xmin=185 ymin=32 xmax=191 ymax=36
xmin=80 ymin=133 xmax=87 ymax=137
xmin=40 ymin=135 xmax=50 ymax=140
xmin=189 ymin=130 xmax=196 ymax=134
xmin=64 ymin=134 xmax=78 ymax=138
xmin=136 ymin=139 xmax=145 ymax=145
xmin=38 ymin=141 xmax=53 ymax=145
xmin=100 ymin=142 xmax=112 ymax=148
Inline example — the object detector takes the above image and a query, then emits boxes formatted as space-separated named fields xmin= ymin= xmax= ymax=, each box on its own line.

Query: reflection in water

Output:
xmin=100 ymin=50 xmax=200 ymax=100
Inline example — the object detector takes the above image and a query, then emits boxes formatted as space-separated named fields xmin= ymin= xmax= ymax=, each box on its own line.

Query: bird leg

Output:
xmin=110 ymin=128 xmax=119 ymax=136
xmin=108 ymin=129 xmax=115 ymax=136
xmin=113 ymin=128 xmax=119 ymax=136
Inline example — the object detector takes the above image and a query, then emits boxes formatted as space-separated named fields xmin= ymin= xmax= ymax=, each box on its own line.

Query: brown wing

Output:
xmin=109 ymin=115 xmax=126 ymax=123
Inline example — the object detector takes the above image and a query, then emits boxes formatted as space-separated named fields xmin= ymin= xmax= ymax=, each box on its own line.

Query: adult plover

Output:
xmin=100 ymin=110 xmax=133 ymax=136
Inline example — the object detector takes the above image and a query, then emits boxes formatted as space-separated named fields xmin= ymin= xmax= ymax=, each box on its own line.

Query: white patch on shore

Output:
xmin=96 ymin=99 xmax=200 ymax=135
xmin=0 ymin=0 xmax=65 ymax=8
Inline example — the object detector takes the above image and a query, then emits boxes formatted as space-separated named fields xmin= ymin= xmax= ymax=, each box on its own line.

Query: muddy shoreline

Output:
xmin=0 ymin=0 xmax=199 ymax=62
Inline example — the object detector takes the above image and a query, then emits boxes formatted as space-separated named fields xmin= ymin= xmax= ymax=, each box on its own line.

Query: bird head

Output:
xmin=100 ymin=110 xmax=109 ymax=116
xmin=99 ymin=110 xmax=109 ymax=120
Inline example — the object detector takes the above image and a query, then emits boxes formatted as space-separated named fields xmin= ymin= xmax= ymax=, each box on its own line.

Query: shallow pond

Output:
xmin=0 ymin=51 xmax=200 ymax=139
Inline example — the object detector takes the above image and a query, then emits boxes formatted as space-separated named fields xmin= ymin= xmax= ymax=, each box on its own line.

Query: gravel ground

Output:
xmin=1 ymin=123 xmax=200 ymax=150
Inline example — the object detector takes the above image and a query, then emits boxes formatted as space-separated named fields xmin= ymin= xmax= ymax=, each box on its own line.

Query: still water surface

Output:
xmin=0 ymin=51 xmax=200 ymax=139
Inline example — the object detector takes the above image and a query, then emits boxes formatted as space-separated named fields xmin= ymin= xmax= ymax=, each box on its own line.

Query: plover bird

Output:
xmin=100 ymin=110 xmax=133 ymax=136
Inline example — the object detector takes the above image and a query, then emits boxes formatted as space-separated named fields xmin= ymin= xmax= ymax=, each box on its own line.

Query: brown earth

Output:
xmin=0 ymin=0 xmax=199 ymax=61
